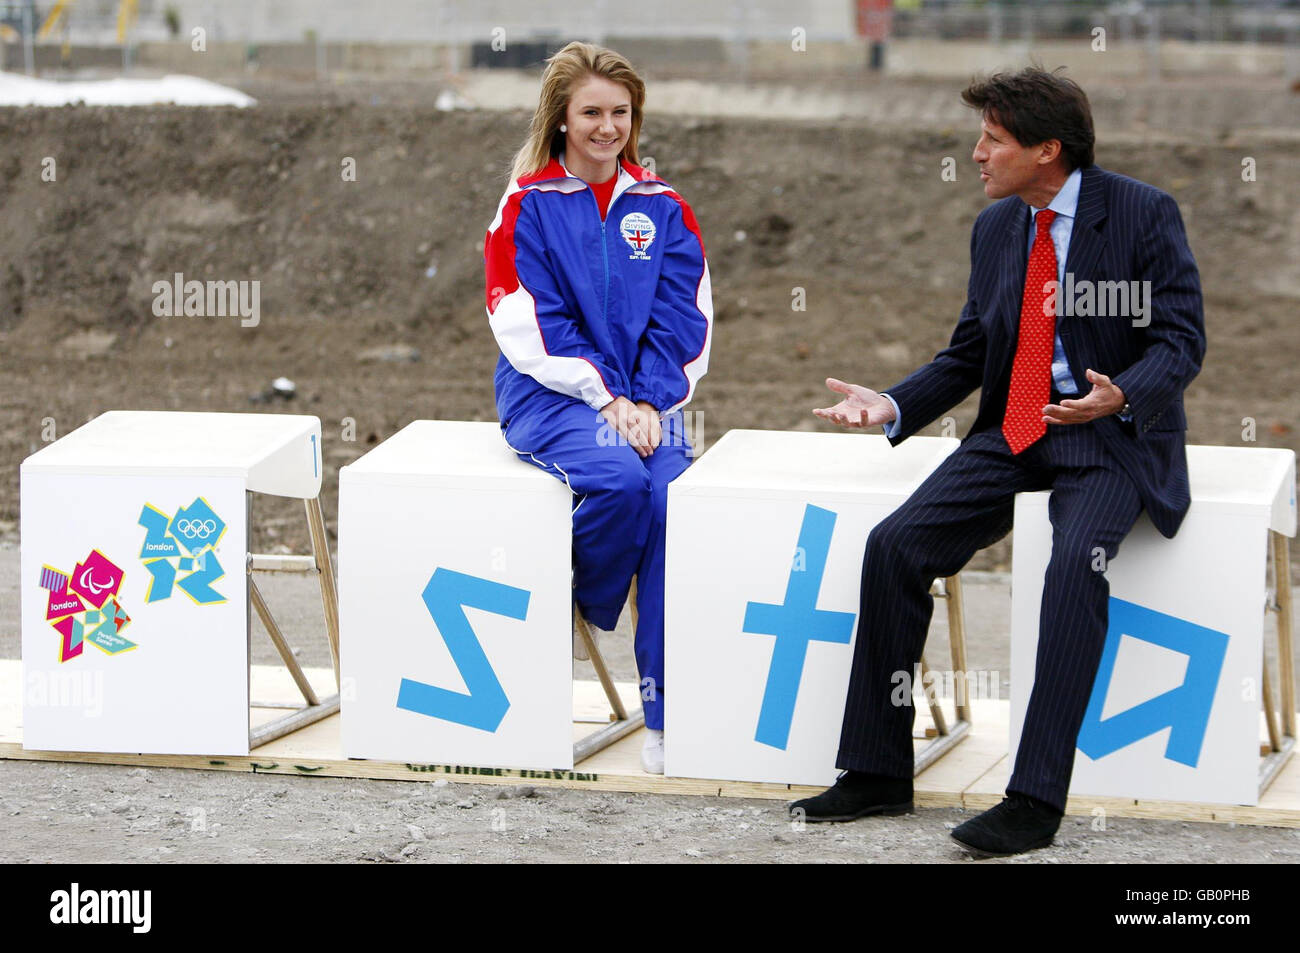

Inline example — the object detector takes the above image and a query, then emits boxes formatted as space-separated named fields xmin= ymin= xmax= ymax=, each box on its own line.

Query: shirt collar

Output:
xmin=557 ymin=151 xmax=629 ymax=189
xmin=1030 ymin=166 xmax=1082 ymax=221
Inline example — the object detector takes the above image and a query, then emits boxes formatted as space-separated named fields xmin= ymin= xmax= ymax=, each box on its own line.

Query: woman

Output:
xmin=483 ymin=41 xmax=713 ymax=774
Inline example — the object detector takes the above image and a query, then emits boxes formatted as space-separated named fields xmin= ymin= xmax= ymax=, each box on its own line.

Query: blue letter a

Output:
xmin=1075 ymin=598 xmax=1228 ymax=768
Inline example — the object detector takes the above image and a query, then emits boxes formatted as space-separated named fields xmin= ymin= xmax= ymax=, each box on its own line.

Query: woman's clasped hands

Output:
xmin=600 ymin=396 xmax=661 ymax=458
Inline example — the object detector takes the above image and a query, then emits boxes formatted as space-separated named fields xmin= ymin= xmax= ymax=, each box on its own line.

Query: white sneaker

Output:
xmin=640 ymin=728 xmax=665 ymax=775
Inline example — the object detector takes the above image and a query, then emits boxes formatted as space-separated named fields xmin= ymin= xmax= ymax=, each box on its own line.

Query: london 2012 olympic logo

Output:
xmin=137 ymin=496 xmax=228 ymax=605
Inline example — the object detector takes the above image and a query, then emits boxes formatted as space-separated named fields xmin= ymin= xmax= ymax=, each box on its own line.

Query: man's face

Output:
xmin=971 ymin=113 xmax=1050 ymax=202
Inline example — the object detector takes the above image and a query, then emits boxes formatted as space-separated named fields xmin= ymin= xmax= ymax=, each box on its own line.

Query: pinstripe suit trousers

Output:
xmin=835 ymin=421 xmax=1143 ymax=811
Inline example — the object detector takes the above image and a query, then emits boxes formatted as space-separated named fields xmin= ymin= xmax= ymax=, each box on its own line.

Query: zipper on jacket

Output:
xmin=595 ymin=183 xmax=635 ymax=330
xmin=590 ymin=187 xmax=611 ymax=334
xmin=572 ymin=167 xmax=633 ymax=362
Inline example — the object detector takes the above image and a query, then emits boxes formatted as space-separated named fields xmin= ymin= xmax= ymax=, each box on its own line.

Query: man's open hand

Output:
xmin=1043 ymin=369 xmax=1127 ymax=425
xmin=813 ymin=378 xmax=898 ymax=429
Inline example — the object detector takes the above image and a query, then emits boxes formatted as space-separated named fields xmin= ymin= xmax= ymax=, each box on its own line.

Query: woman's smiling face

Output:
xmin=563 ymin=74 xmax=632 ymax=182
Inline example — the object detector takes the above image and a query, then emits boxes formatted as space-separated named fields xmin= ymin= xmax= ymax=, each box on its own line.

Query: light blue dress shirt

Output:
xmin=1032 ymin=166 xmax=1083 ymax=397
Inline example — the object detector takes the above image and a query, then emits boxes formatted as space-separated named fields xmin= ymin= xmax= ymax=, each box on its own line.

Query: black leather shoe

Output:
xmin=951 ymin=793 xmax=1062 ymax=857
xmin=789 ymin=772 xmax=913 ymax=823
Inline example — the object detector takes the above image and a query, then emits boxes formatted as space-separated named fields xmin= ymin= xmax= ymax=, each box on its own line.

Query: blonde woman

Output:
xmin=484 ymin=42 xmax=713 ymax=774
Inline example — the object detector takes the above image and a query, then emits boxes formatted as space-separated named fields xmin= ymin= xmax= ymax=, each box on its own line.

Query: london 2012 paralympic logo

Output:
xmin=37 ymin=551 xmax=135 ymax=663
xmin=137 ymin=497 xmax=228 ymax=605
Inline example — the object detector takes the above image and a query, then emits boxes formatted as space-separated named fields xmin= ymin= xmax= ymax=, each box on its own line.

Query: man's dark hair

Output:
xmin=962 ymin=66 xmax=1095 ymax=171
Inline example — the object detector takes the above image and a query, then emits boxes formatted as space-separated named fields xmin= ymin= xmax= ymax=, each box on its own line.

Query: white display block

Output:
xmin=339 ymin=421 xmax=575 ymax=770
xmin=1010 ymin=446 xmax=1296 ymax=806
xmin=20 ymin=411 xmax=322 ymax=755
xmin=665 ymin=429 xmax=960 ymax=786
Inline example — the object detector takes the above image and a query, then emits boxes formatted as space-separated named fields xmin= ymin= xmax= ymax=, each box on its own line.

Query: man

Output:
xmin=796 ymin=67 xmax=1205 ymax=856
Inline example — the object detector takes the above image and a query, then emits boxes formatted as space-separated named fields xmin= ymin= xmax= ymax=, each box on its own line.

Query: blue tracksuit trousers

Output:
xmin=502 ymin=395 xmax=692 ymax=731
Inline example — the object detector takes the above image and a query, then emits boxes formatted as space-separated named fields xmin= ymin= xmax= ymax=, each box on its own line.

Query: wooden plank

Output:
xmin=3 ymin=660 xmax=1300 ymax=826
xmin=964 ymin=754 xmax=1011 ymax=810
xmin=953 ymin=698 xmax=1012 ymax=810
xmin=250 ymin=664 xmax=335 ymax=710
xmin=572 ymin=679 xmax=641 ymax=727
xmin=915 ymin=698 xmax=1007 ymax=809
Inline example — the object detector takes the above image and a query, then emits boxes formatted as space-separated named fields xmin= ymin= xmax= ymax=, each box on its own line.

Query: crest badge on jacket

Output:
xmin=620 ymin=212 xmax=656 ymax=260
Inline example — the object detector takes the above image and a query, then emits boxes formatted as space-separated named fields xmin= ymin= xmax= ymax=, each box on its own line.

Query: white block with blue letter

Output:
xmin=1009 ymin=445 xmax=1296 ymax=806
xmin=338 ymin=420 xmax=574 ymax=770
xmin=664 ymin=429 xmax=960 ymax=786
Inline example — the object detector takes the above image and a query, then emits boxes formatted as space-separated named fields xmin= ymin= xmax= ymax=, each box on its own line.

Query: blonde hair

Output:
xmin=510 ymin=41 xmax=645 ymax=181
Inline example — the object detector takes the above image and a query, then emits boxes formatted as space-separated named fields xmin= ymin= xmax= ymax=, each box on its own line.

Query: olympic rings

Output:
xmin=175 ymin=518 xmax=217 ymax=539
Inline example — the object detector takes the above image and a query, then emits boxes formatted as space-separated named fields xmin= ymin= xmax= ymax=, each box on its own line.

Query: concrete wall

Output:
xmin=131 ymin=37 xmax=1295 ymax=80
xmin=9 ymin=36 xmax=1293 ymax=82
xmin=882 ymin=38 xmax=1290 ymax=80
xmin=53 ymin=0 xmax=857 ymax=45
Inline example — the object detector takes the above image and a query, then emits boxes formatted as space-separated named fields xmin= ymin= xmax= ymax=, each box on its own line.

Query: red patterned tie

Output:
xmin=1003 ymin=208 xmax=1058 ymax=454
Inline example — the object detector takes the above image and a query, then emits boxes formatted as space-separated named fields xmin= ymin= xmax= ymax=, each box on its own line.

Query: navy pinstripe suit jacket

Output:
xmin=885 ymin=164 xmax=1206 ymax=538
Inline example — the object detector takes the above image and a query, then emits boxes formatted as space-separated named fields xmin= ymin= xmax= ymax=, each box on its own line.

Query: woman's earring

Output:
xmin=559 ymin=123 xmax=567 ymax=133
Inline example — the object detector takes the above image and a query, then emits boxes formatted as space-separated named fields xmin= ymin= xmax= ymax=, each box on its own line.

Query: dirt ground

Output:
xmin=6 ymin=759 xmax=1300 ymax=864
xmin=0 ymin=72 xmax=1298 ymax=863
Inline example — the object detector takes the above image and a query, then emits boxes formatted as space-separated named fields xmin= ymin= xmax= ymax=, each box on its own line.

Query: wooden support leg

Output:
xmin=1258 ymin=531 xmax=1295 ymax=794
xmin=572 ymin=608 xmax=591 ymax=662
xmin=249 ymin=575 xmax=320 ymax=707
xmin=304 ymin=496 xmax=341 ymax=688
xmin=572 ymin=578 xmax=642 ymax=762
xmin=912 ymin=573 xmax=973 ymax=775
xmin=1262 ymin=656 xmax=1281 ymax=754
xmin=575 ymin=610 xmax=628 ymax=722
xmin=1274 ymin=531 xmax=1295 ymax=739
xmin=920 ymin=656 xmax=948 ymax=736
xmin=945 ymin=572 xmax=972 ymax=723
xmin=573 ymin=577 xmax=640 ymax=723
xmin=242 ymin=494 xmax=342 ymax=751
